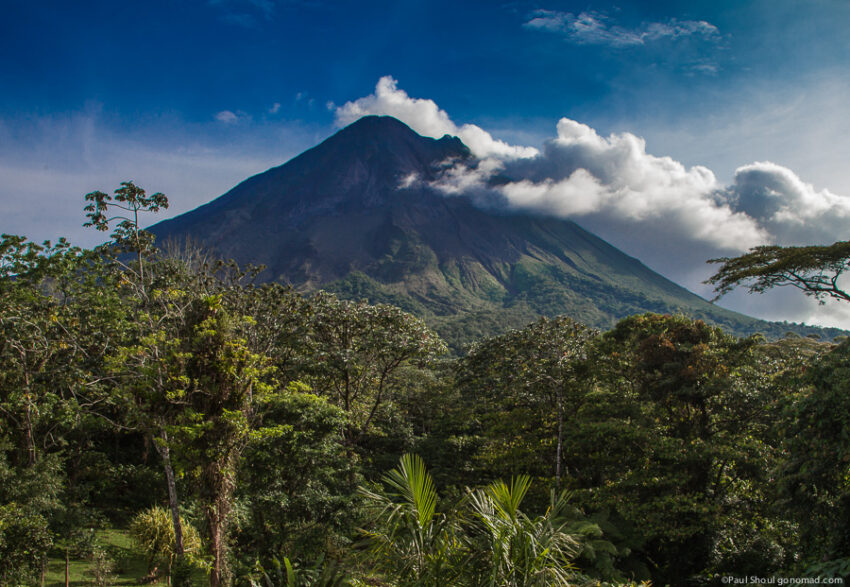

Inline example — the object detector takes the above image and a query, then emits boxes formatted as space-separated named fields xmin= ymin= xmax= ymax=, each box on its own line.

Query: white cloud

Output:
xmin=728 ymin=161 xmax=850 ymax=244
xmin=432 ymin=117 xmax=767 ymax=257
xmin=524 ymin=10 xmax=718 ymax=47
xmin=215 ymin=110 xmax=240 ymax=124
xmin=334 ymin=76 xmax=538 ymax=159
xmin=269 ymin=102 xmax=281 ymax=114
xmin=337 ymin=79 xmax=850 ymax=276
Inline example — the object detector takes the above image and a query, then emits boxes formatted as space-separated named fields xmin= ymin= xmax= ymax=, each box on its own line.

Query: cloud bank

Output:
xmin=335 ymin=78 xmax=850 ymax=328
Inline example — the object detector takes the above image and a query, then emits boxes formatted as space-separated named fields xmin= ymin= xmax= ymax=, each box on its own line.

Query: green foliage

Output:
xmin=466 ymin=477 xmax=584 ymax=586
xmin=236 ymin=386 xmax=353 ymax=565
xmin=238 ymin=554 xmax=351 ymax=587
xmin=84 ymin=180 xmax=168 ymax=267
xmin=304 ymin=292 xmax=446 ymax=449
xmin=779 ymin=340 xmax=850 ymax=569
xmin=0 ymin=502 xmax=53 ymax=584
xmin=586 ymin=314 xmax=788 ymax=580
xmin=129 ymin=506 xmax=203 ymax=576
xmin=357 ymin=454 xmax=601 ymax=586
xmin=358 ymin=453 xmax=466 ymax=585
xmin=8 ymin=181 xmax=850 ymax=586
xmin=456 ymin=316 xmax=595 ymax=489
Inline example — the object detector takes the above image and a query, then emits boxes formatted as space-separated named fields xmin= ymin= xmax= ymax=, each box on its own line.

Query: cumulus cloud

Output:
xmin=422 ymin=110 xmax=850 ymax=327
xmin=728 ymin=161 xmax=850 ymax=244
xmin=524 ymin=10 xmax=718 ymax=47
xmin=334 ymin=76 xmax=538 ymax=159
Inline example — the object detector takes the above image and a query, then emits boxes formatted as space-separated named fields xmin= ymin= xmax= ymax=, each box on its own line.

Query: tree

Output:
xmin=81 ymin=182 xmax=202 ymax=578
xmin=171 ymin=295 xmax=276 ymax=587
xmin=84 ymin=180 xmax=167 ymax=291
xmin=706 ymin=241 xmax=850 ymax=302
xmin=304 ymin=293 xmax=446 ymax=470
xmin=0 ymin=502 xmax=53 ymax=585
xmin=455 ymin=317 xmax=595 ymax=490
xmin=235 ymin=386 xmax=352 ymax=568
xmin=586 ymin=314 xmax=786 ymax=581
xmin=777 ymin=340 xmax=850 ymax=573
xmin=0 ymin=236 xmax=89 ymax=468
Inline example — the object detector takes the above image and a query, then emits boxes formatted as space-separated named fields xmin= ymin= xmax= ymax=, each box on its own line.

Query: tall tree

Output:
xmin=81 ymin=182 xmax=198 ymax=576
xmin=168 ymin=294 xmax=276 ymax=587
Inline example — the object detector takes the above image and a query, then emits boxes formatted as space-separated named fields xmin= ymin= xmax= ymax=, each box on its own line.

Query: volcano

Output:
xmin=149 ymin=116 xmax=842 ymax=350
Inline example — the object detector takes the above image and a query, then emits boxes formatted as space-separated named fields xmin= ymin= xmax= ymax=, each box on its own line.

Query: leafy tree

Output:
xmin=0 ymin=502 xmax=53 ymax=585
xmin=235 ymin=386 xmax=352 ymax=568
xmin=0 ymin=236 xmax=89 ymax=468
xmin=84 ymin=180 xmax=168 ymax=289
xmin=706 ymin=241 xmax=850 ymax=302
xmin=114 ymin=288 xmax=277 ymax=586
xmin=778 ymin=339 xmax=850 ymax=573
xmin=79 ymin=182 xmax=202 ymax=575
xmin=586 ymin=314 xmax=785 ymax=581
xmin=0 ymin=233 xmax=129 ymax=585
xmin=455 ymin=316 xmax=595 ymax=489
xmin=304 ymin=293 xmax=446 ymax=472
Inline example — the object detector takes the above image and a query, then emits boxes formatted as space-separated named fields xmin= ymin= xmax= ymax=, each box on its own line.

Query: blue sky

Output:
xmin=3 ymin=0 xmax=850 ymax=328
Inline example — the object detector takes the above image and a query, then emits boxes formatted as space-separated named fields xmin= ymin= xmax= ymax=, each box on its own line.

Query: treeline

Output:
xmin=1 ymin=184 xmax=849 ymax=585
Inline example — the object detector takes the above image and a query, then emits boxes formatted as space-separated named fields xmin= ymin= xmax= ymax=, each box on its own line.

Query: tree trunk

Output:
xmin=205 ymin=462 xmax=235 ymax=587
xmin=209 ymin=513 xmax=223 ymax=587
xmin=555 ymin=392 xmax=563 ymax=490
xmin=65 ymin=548 xmax=70 ymax=587
xmin=207 ymin=495 xmax=231 ymax=587
xmin=154 ymin=433 xmax=185 ymax=557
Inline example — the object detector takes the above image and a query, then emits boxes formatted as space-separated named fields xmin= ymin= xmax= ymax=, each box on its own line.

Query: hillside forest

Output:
xmin=2 ymin=183 xmax=849 ymax=586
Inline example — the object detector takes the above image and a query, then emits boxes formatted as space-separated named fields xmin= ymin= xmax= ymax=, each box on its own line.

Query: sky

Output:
xmin=2 ymin=0 xmax=850 ymax=328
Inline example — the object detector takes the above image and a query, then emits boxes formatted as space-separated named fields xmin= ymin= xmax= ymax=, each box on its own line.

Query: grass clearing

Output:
xmin=43 ymin=527 xmax=164 ymax=586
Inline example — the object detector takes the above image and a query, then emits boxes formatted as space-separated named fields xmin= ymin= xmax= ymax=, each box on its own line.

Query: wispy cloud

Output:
xmin=524 ymin=10 xmax=718 ymax=48
xmin=209 ymin=0 xmax=276 ymax=27
xmin=215 ymin=110 xmax=250 ymax=124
